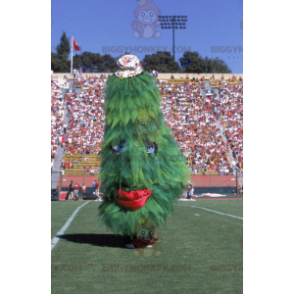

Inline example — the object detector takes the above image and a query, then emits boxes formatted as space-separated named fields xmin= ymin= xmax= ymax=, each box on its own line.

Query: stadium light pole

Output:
xmin=158 ymin=15 xmax=187 ymax=60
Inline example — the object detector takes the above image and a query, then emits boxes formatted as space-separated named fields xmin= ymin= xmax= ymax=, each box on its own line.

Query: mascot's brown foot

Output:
xmin=131 ymin=237 xmax=154 ymax=249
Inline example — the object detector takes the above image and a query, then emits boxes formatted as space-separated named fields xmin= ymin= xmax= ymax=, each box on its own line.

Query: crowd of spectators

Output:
xmin=62 ymin=76 xmax=106 ymax=155
xmin=51 ymin=78 xmax=66 ymax=162
xmin=217 ymin=86 xmax=243 ymax=175
xmin=159 ymin=81 xmax=235 ymax=175
xmin=51 ymin=72 xmax=243 ymax=176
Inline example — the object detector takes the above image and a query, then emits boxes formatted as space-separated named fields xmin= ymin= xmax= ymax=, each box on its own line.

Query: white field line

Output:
xmin=175 ymin=204 xmax=243 ymax=220
xmin=51 ymin=201 xmax=90 ymax=250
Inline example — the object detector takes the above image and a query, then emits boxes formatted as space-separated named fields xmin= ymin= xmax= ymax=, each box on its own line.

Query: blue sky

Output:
xmin=51 ymin=0 xmax=243 ymax=72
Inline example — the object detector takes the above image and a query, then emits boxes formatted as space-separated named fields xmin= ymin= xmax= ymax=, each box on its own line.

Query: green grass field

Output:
xmin=51 ymin=200 xmax=243 ymax=294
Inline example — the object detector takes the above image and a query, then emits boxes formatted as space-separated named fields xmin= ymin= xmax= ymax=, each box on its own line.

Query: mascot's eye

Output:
xmin=111 ymin=143 xmax=125 ymax=155
xmin=146 ymin=145 xmax=155 ymax=153
xmin=140 ymin=119 xmax=147 ymax=126
xmin=141 ymin=12 xmax=145 ymax=17
xmin=149 ymin=12 xmax=154 ymax=17
xmin=139 ymin=229 xmax=148 ymax=236
xmin=149 ymin=229 xmax=155 ymax=236
xmin=146 ymin=143 xmax=158 ymax=155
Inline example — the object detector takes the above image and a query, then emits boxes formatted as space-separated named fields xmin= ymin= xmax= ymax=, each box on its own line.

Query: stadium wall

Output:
xmin=60 ymin=176 xmax=237 ymax=196
xmin=61 ymin=186 xmax=238 ymax=196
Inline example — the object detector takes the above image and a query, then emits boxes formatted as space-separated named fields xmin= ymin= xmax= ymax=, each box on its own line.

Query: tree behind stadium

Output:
xmin=73 ymin=52 xmax=117 ymax=73
xmin=180 ymin=51 xmax=231 ymax=73
xmin=142 ymin=51 xmax=181 ymax=72
xmin=51 ymin=31 xmax=70 ymax=72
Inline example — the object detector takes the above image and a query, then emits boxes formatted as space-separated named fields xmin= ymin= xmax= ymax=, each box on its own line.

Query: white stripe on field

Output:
xmin=175 ymin=204 xmax=243 ymax=220
xmin=193 ymin=207 xmax=243 ymax=220
xmin=51 ymin=201 xmax=90 ymax=250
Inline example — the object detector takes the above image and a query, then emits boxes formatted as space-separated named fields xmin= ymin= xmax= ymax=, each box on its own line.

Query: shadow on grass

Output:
xmin=59 ymin=234 xmax=126 ymax=248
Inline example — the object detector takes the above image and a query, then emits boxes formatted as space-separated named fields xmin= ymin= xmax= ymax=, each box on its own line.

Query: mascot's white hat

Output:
xmin=115 ymin=54 xmax=143 ymax=79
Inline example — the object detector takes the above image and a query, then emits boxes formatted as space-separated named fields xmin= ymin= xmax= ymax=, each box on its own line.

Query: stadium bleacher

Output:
xmin=51 ymin=74 xmax=243 ymax=177
xmin=62 ymin=154 xmax=101 ymax=176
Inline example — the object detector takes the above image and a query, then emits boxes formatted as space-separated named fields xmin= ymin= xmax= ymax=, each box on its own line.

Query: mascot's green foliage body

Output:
xmin=98 ymin=56 xmax=190 ymax=238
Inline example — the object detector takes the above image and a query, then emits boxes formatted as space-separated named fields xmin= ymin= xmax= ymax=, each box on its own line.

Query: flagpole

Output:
xmin=71 ymin=36 xmax=73 ymax=77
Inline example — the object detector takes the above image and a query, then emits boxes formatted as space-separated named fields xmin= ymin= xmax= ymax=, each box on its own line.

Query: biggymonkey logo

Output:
xmin=131 ymin=0 xmax=161 ymax=39
xmin=132 ymin=222 xmax=162 ymax=257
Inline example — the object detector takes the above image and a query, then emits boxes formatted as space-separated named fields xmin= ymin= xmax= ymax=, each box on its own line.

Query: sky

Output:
xmin=51 ymin=0 xmax=243 ymax=73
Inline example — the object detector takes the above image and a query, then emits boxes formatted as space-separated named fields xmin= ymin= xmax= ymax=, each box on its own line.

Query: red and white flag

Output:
xmin=73 ymin=39 xmax=80 ymax=51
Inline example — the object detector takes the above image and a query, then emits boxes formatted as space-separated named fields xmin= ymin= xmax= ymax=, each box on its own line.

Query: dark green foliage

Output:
xmin=51 ymin=32 xmax=117 ymax=73
xmin=56 ymin=32 xmax=70 ymax=72
xmin=56 ymin=31 xmax=70 ymax=56
xmin=51 ymin=37 xmax=231 ymax=73
xmin=73 ymin=52 xmax=117 ymax=73
xmin=51 ymin=52 xmax=61 ymax=72
xmin=180 ymin=51 xmax=231 ymax=73
xmin=51 ymin=31 xmax=70 ymax=72
xmin=72 ymin=54 xmax=82 ymax=70
xmin=142 ymin=51 xmax=181 ymax=72
xmin=206 ymin=57 xmax=231 ymax=73
xmin=101 ymin=54 xmax=117 ymax=72
xmin=98 ymin=72 xmax=190 ymax=236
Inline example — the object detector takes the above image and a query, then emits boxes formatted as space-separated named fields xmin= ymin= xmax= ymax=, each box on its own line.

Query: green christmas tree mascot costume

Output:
xmin=98 ymin=54 xmax=190 ymax=248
